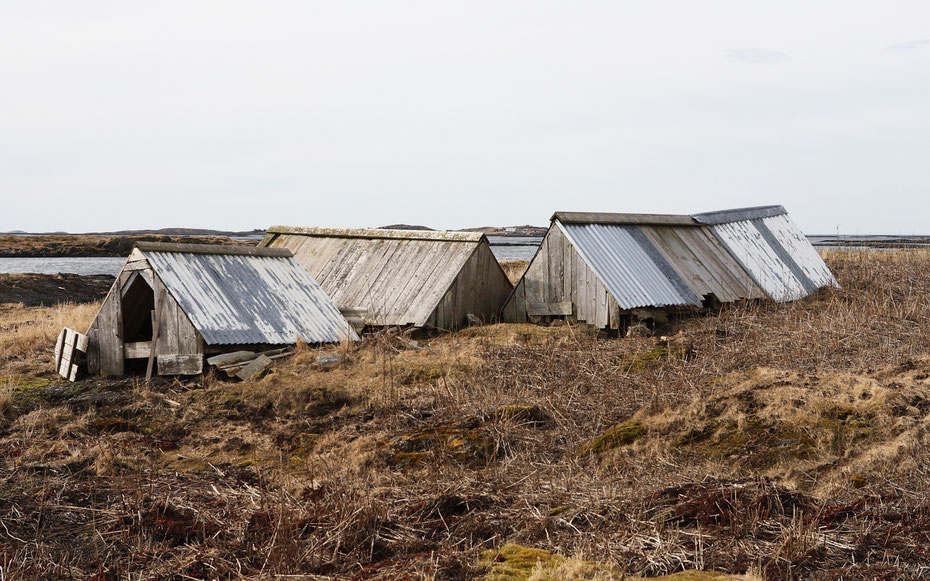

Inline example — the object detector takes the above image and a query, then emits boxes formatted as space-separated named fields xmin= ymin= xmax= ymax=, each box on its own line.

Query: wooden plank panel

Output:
xmin=337 ymin=239 xmax=389 ymax=310
xmin=546 ymin=227 xmax=563 ymax=304
xmin=354 ymin=240 xmax=408 ymax=320
xmin=511 ymin=281 xmax=526 ymax=323
xmin=328 ymin=240 xmax=384 ymax=306
xmin=97 ymin=285 xmax=124 ymax=376
xmin=157 ymin=354 xmax=203 ymax=375
xmin=682 ymin=227 xmax=764 ymax=300
xmin=390 ymin=241 xmax=456 ymax=325
xmin=124 ymin=258 xmax=151 ymax=271
xmin=478 ymin=242 xmax=512 ymax=322
xmin=393 ymin=240 xmax=467 ymax=326
xmin=469 ymin=242 xmax=488 ymax=322
xmin=579 ymin=253 xmax=593 ymax=324
xmin=377 ymin=239 xmax=436 ymax=322
xmin=524 ymin=237 xmax=548 ymax=308
xmin=596 ymin=279 xmax=609 ymax=328
xmin=608 ymin=295 xmax=621 ymax=330
xmin=562 ymin=229 xmax=573 ymax=307
xmin=319 ymin=241 xmax=366 ymax=301
xmin=336 ymin=239 xmax=387 ymax=308
xmin=86 ymin=321 xmax=100 ymax=375
xmin=124 ymin=341 xmax=152 ymax=359
xmin=310 ymin=237 xmax=356 ymax=290
xmin=420 ymin=242 xmax=476 ymax=328
xmin=527 ymin=301 xmax=573 ymax=316
xmin=502 ymin=281 xmax=518 ymax=323
xmin=156 ymin=281 xmax=180 ymax=357
xmin=177 ymin=308 xmax=201 ymax=355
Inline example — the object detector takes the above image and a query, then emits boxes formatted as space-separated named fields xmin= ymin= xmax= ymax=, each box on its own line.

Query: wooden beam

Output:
xmin=157 ymin=354 xmax=203 ymax=376
xmin=145 ymin=298 xmax=164 ymax=384
xmin=124 ymin=341 xmax=152 ymax=359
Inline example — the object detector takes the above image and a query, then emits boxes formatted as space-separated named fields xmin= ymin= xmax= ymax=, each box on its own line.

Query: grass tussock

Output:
xmin=2 ymin=251 xmax=930 ymax=578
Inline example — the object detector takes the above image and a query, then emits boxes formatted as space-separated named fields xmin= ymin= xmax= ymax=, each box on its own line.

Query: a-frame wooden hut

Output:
xmin=259 ymin=226 xmax=513 ymax=330
xmin=86 ymin=242 xmax=355 ymax=376
xmin=502 ymin=206 xmax=837 ymax=330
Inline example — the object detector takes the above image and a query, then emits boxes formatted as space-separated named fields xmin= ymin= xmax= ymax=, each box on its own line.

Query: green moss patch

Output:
xmin=479 ymin=543 xmax=753 ymax=580
xmin=577 ymin=421 xmax=645 ymax=456
xmin=386 ymin=420 xmax=497 ymax=469
xmin=618 ymin=344 xmax=691 ymax=372
xmin=395 ymin=361 xmax=471 ymax=385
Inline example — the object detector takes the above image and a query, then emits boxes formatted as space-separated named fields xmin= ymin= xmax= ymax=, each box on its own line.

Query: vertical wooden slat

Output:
xmin=97 ymin=284 xmax=124 ymax=376
xmin=547 ymin=227 xmax=563 ymax=304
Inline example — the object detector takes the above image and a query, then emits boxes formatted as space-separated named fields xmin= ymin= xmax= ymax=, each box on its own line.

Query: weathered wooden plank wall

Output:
xmin=87 ymin=265 xmax=203 ymax=376
xmin=266 ymin=232 xmax=510 ymax=329
xmin=501 ymin=223 xmax=619 ymax=329
xmin=428 ymin=240 xmax=512 ymax=330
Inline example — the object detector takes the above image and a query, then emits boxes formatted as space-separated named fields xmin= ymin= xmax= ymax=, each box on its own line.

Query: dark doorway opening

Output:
xmin=122 ymin=274 xmax=155 ymax=343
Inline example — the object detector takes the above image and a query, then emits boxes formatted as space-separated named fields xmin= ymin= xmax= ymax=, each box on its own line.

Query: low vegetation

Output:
xmin=0 ymin=233 xmax=248 ymax=257
xmin=1 ymin=250 xmax=930 ymax=578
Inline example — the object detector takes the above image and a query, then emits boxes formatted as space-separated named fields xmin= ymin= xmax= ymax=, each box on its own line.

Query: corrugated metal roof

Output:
xmin=143 ymin=247 xmax=356 ymax=345
xmin=559 ymin=221 xmax=702 ymax=310
xmin=705 ymin=214 xmax=838 ymax=302
xmin=545 ymin=206 xmax=835 ymax=311
xmin=262 ymin=230 xmax=485 ymax=327
xmin=708 ymin=221 xmax=809 ymax=301
xmin=760 ymin=214 xmax=837 ymax=290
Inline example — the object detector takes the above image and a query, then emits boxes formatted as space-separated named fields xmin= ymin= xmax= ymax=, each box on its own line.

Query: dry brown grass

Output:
xmin=1 ymin=250 xmax=930 ymax=579
xmin=500 ymin=260 xmax=529 ymax=285
xmin=0 ymin=301 xmax=98 ymax=377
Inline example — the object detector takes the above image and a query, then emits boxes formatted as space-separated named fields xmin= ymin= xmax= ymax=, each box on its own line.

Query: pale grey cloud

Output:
xmin=1 ymin=1 xmax=930 ymax=235
xmin=725 ymin=48 xmax=791 ymax=64
xmin=887 ymin=39 xmax=930 ymax=51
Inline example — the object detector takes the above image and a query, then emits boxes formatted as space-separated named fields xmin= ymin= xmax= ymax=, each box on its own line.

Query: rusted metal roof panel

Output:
xmin=559 ymin=221 xmax=702 ymax=310
xmin=144 ymin=249 xmax=355 ymax=345
xmin=263 ymin=232 xmax=483 ymax=327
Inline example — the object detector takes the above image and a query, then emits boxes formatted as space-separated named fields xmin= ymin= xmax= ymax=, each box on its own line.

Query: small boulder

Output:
xmin=314 ymin=354 xmax=347 ymax=367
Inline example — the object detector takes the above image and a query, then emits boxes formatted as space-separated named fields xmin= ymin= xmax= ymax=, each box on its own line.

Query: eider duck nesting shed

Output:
xmin=259 ymin=226 xmax=513 ymax=330
xmin=86 ymin=242 xmax=356 ymax=376
xmin=502 ymin=205 xmax=837 ymax=329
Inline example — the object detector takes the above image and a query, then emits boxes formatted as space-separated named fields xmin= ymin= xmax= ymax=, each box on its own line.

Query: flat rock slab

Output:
xmin=314 ymin=354 xmax=346 ymax=367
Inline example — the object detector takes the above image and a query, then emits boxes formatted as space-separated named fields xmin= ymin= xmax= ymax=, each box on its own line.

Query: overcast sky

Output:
xmin=2 ymin=2 xmax=929 ymax=234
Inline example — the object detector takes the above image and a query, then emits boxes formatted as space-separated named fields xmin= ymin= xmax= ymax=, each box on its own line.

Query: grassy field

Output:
xmin=1 ymin=251 xmax=929 ymax=579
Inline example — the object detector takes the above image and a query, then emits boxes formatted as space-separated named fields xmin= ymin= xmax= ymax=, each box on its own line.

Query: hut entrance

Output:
xmin=121 ymin=273 xmax=155 ymax=343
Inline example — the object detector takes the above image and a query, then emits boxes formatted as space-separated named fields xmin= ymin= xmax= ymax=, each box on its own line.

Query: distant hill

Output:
xmin=87 ymin=228 xmax=266 ymax=237
xmin=2 ymin=228 xmax=265 ymax=237
xmin=460 ymin=225 xmax=547 ymax=236
xmin=378 ymin=224 xmax=435 ymax=231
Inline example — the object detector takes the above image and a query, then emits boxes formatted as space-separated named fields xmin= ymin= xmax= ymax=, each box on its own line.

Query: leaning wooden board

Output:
xmin=55 ymin=327 xmax=88 ymax=382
